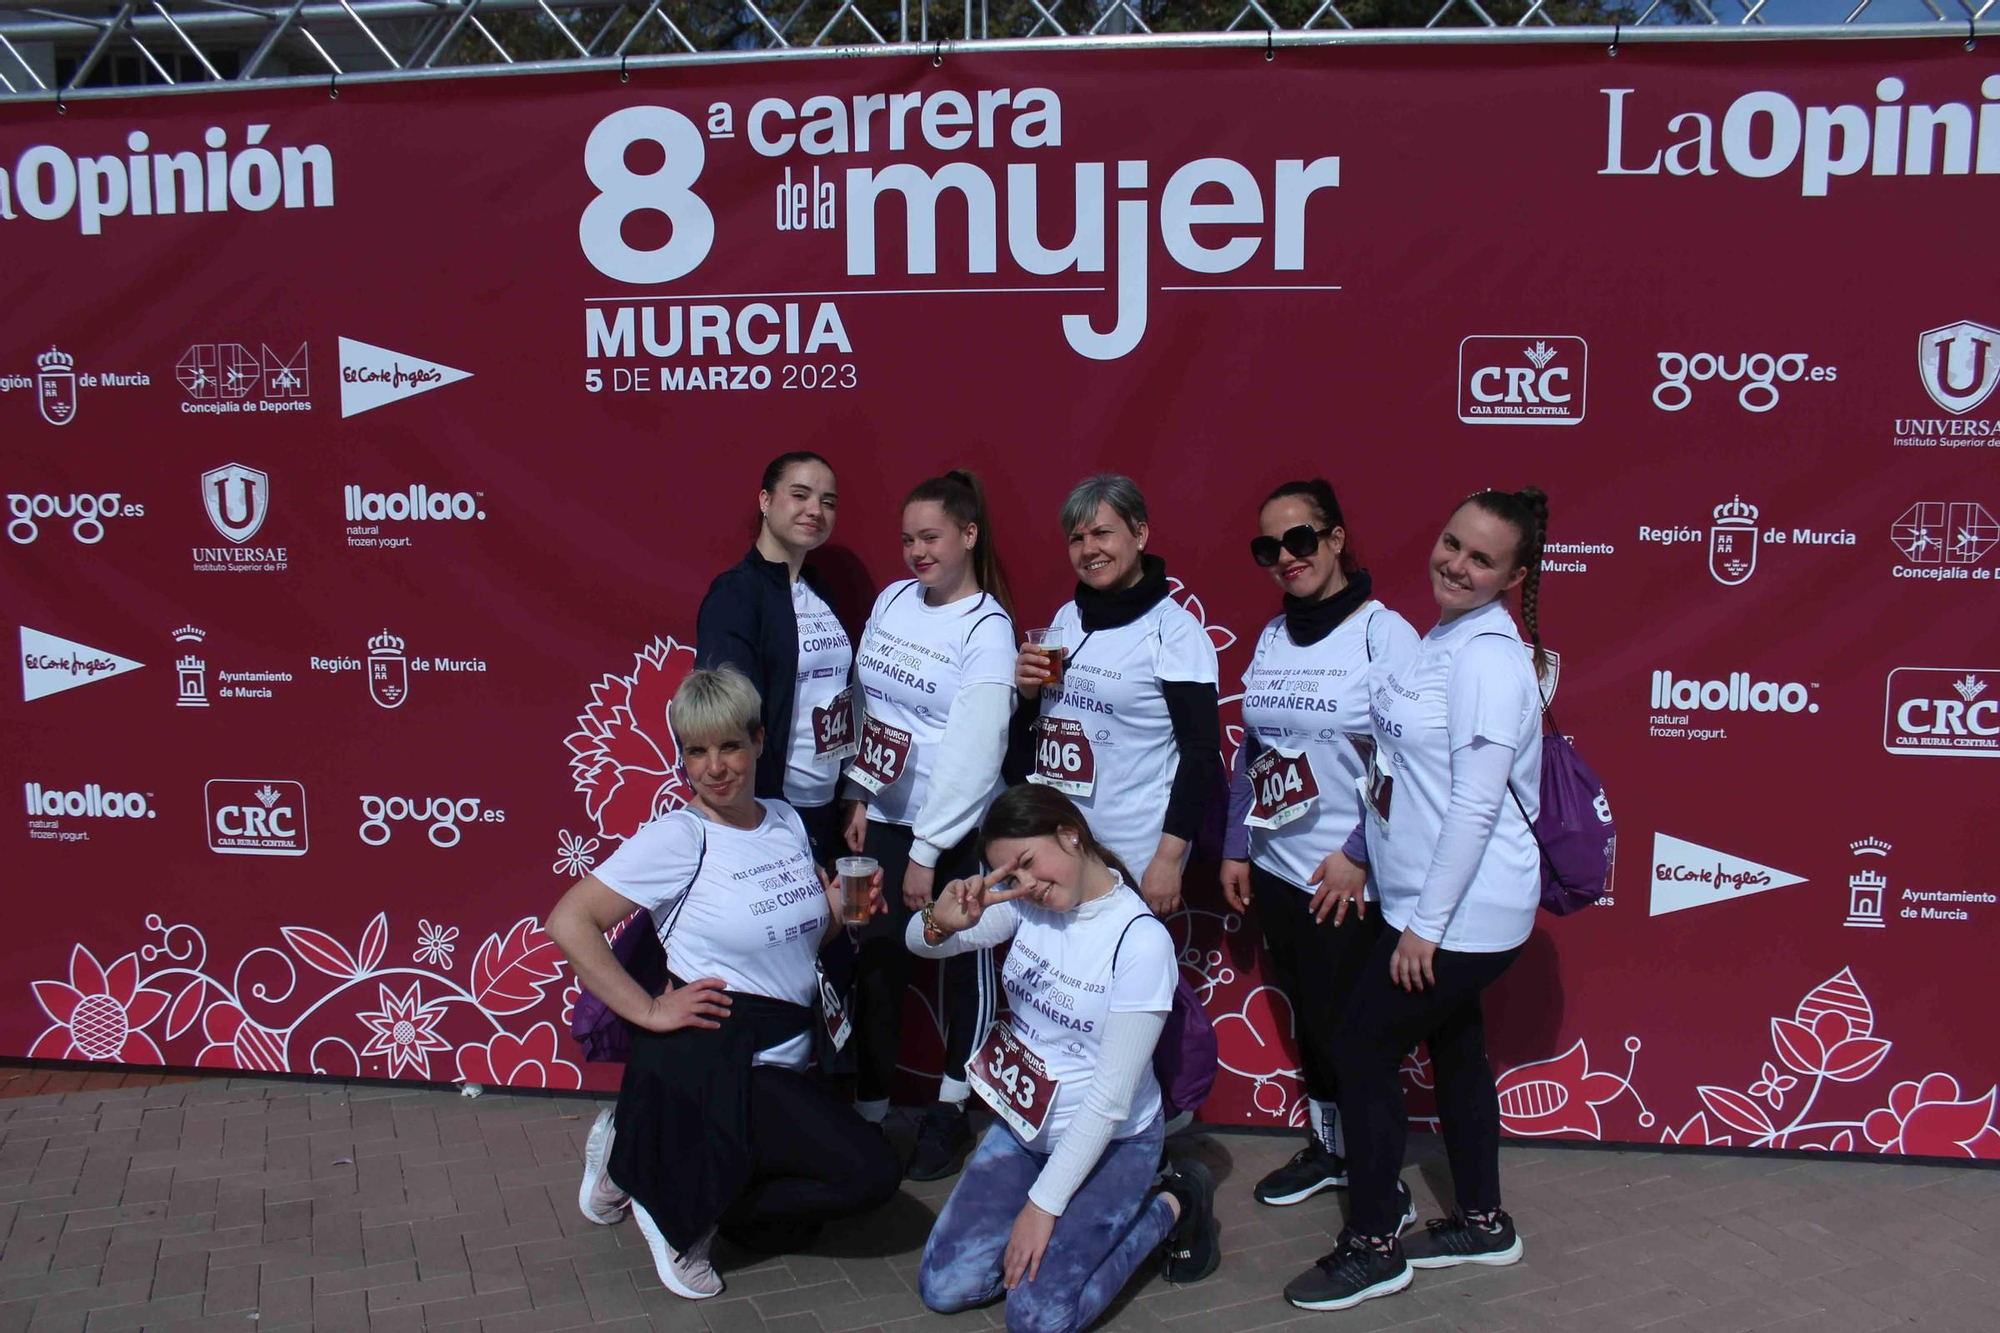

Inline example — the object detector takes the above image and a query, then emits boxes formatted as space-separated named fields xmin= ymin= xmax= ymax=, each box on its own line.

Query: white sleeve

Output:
xmin=1445 ymin=635 xmax=1537 ymax=752
xmin=957 ymin=605 xmax=1018 ymax=690
xmin=902 ymin=898 xmax=1021 ymax=956
xmin=590 ymin=812 xmax=702 ymax=915
xmin=1407 ymin=739 xmax=1516 ymax=943
xmin=1155 ymin=606 xmax=1219 ymax=686
xmin=1026 ymin=1009 xmax=1168 ymax=1216
xmin=910 ymin=682 xmax=1015 ymax=866
xmin=1367 ymin=610 xmax=1421 ymax=678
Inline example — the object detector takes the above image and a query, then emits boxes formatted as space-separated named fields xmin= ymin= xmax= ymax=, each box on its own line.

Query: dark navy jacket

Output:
xmin=694 ymin=548 xmax=844 ymax=801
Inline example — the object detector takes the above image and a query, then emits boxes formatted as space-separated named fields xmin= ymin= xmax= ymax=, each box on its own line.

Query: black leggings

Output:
xmin=1331 ymin=927 xmax=1521 ymax=1236
xmin=1250 ymin=863 xmax=1384 ymax=1108
xmin=720 ymin=1066 xmax=901 ymax=1234
xmin=852 ymin=821 xmax=993 ymax=1103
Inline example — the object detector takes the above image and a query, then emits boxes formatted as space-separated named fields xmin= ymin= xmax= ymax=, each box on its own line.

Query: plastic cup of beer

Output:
xmin=835 ymin=856 xmax=879 ymax=925
xmin=1027 ymin=628 xmax=1067 ymax=690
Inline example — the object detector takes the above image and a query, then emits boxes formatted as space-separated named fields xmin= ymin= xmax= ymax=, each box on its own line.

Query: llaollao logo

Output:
xmin=565 ymin=636 xmax=695 ymax=840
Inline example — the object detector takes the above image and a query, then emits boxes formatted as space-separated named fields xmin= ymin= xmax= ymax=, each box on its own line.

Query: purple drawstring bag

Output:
xmin=1511 ymin=718 xmax=1616 ymax=916
xmin=1114 ymin=917 xmax=1218 ymax=1118
xmin=569 ymin=909 xmax=667 ymax=1063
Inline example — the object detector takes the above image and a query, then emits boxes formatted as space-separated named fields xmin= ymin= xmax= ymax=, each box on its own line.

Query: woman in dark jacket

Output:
xmin=695 ymin=451 xmax=855 ymax=865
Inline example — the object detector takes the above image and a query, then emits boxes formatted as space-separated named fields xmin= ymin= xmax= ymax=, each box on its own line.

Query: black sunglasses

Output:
xmin=1250 ymin=525 xmax=1335 ymax=568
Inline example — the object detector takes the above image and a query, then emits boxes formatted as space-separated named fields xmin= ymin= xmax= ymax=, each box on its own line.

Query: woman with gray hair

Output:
xmin=1011 ymin=474 xmax=1221 ymax=918
xmin=545 ymin=665 xmax=900 ymax=1302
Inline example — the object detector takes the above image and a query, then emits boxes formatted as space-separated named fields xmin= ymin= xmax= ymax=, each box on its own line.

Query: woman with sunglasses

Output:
xmin=1220 ymin=479 xmax=1417 ymax=1211
xmin=1011 ymin=475 xmax=1221 ymax=919
xmin=1282 ymin=487 xmax=1548 ymax=1313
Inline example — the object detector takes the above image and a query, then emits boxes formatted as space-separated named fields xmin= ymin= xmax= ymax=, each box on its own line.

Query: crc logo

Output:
xmin=1458 ymin=336 xmax=1586 ymax=425
xmin=579 ymin=106 xmax=715 ymax=284
xmin=7 ymin=492 xmax=143 ymax=545
xmin=205 ymin=779 xmax=309 ymax=856
xmin=1883 ymin=668 xmax=1998 ymax=758
xmin=1919 ymin=321 xmax=2000 ymax=416
xmin=200 ymin=464 xmax=269 ymax=544
xmin=358 ymin=794 xmax=504 ymax=848
xmin=1652 ymin=351 xmax=1835 ymax=413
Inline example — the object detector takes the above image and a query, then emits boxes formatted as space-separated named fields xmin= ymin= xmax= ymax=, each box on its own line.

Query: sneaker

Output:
xmin=1394 ymin=1179 xmax=1418 ymax=1236
xmin=907 ymin=1100 xmax=973 ymax=1181
xmin=628 ymin=1200 xmax=724 ymax=1300
xmin=1253 ymin=1140 xmax=1348 ymax=1206
xmin=577 ymin=1108 xmax=629 ymax=1225
xmin=1404 ymin=1209 xmax=1523 ymax=1269
xmin=1158 ymin=1158 xmax=1220 ymax=1284
xmin=1283 ymin=1231 xmax=1412 ymax=1312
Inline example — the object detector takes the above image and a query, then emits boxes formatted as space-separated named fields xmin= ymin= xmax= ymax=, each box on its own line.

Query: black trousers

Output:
xmin=795 ymin=800 xmax=841 ymax=874
xmin=1330 ymin=926 xmax=1521 ymax=1236
xmin=852 ymin=820 xmax=993 ymax=1103
xmin=719 ymin=1066 xmax=901 ymax=1235
xmin=1250 ymin=863 xmax=1384 ymax=1110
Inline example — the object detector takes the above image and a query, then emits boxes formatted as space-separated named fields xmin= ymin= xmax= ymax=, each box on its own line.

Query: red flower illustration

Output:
xmin=1661 ymin=1112 xmax=1732 ymax=1148
xmin=1863 ymin=1075 xmax=2000 ymax=1158
xmin=456 ymin=1022 xmax=583 ymax=1090
xmin=565 ymin=637 xmax=695 ymax=841
xmin=1496 ymin=1039 xmax=1627 ymax=1139
xmin=195 ymin=1000 xmax=289 ymax=1071
xmin=1211 ymin=985 xmax=1302 ymax=1084
xmin=30 ymin=946 xmax=168 ymax=1063
xmin=357 ymin=982 xmax=453 ymax=1079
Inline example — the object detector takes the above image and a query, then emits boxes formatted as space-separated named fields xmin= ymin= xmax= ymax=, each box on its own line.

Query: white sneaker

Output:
xmin=577 ymin=1108 xmax=629 ymax=1225
xmin=629 ymin=1200 xmax=724 ymax=1300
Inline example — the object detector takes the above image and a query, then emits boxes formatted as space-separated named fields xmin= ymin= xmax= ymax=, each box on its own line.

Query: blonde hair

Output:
xmin=668 ymin=665 xmax=763 ymax=750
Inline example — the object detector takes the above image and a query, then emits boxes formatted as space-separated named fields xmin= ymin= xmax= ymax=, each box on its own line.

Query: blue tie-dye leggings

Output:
xmin=918 ymin=1120 xmax=1176 ymax=1333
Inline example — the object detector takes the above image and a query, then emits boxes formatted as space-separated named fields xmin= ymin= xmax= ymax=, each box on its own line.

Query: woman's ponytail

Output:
xmin=1465 ymin=485 xmax=1551 ymax=683
xmin=906 ymin=470 xmax=1015 ymax=619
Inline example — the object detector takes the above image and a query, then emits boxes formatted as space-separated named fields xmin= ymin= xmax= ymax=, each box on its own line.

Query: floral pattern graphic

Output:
xmin=31 ymin=946 xmax=168 ymax=1063
xmin=413 ymin=920 xmax=458 ymax=970
xmin=565 ymin=636 xmax=695 ymax=842
xmin=357 ymin=982 xmax=453 ymax=1079
xmin=552 ymin=830 xmax=600 ymax=877
xmin=1864 ymin=1076 xmax=2000 ymax=1158
xmin=456 ymin=1021 xmax=582 ymax=1090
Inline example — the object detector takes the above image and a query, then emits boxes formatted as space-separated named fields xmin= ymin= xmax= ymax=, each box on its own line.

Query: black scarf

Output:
xmin=1283 ymin=569 xmax=1374 ymax=646
xmin=1075 ymin=553 xmax=1172 ymax=631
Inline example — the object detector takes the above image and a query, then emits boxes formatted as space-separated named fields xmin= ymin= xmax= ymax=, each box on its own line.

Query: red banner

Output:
xmin=4 ymin=38 xmax=1998 ymax=1158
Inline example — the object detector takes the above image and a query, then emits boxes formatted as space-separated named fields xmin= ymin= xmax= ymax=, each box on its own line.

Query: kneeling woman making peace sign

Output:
xmin=911 ymin=786 xmax=1221 ymax=1333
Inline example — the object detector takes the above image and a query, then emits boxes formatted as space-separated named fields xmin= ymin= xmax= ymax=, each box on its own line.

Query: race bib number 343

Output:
xmin=846 ymin=718 xmax=913 ymax=795
xmin=969 ymin=1020 xmax=1059 ymax=1140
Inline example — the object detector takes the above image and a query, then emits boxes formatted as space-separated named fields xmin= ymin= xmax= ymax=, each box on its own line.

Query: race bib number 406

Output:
xmin=1245 ymin=746 xmax=1320 ymax=830
xmin=969 ymin=1020 xmax=1059 ymax=1140
xmin=846 ymin=718 xmax=912 ymax=794
xmin=1027 ymin=716 xmax=1096 ymax=797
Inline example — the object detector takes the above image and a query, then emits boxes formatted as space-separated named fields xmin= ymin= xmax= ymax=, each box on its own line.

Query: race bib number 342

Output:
xmin=846 ymin=718 xmax=913 ymax=795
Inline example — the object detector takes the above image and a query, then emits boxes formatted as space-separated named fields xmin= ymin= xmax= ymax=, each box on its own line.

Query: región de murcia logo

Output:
xmin=308 ymin=628 xmax=486 ymax=704
xmin=1637 ymin=495 xmax=1855 ymax=586
xmin=3 ymin=346 xmax=150 ymax=426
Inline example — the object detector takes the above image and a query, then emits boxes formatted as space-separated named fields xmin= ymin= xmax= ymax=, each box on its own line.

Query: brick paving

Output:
xmin=1 ymin=1072 xmax=1995 ymax=1333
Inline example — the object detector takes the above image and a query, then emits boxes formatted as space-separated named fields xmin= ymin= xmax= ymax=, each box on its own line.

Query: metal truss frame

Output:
xmin=0 ymin=0 xmax=1993 ymax=102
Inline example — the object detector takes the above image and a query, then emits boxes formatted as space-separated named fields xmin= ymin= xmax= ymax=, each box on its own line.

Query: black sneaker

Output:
xmin=1158 ymin=1158 xmax=1220 ymax=1284
xmin=1253 ymin=1140 xmax=1348 ymax=1206
xmin=1404 ymin=1210 xmax=1523 ymax=1269
xmin=906 ymin=1100 xmax=973 ymax=1181
xmin=1393 ymin=1179 xmax=1417 ymax=1236
xmin=1284 ymin=1230 xmax=1411 ymax=1311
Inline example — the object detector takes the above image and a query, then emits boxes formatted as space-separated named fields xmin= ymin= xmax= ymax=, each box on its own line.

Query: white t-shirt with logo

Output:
xmin=1031 ymin=598 xmax=1219 ymax=878
xmin=784 ymin=580 xmax=852 ymax=809
xmin=1364 ymin=600 xmax=1543 ymax=953
xmin=593 ymin=801 xmax=827 ymax=1069
xmin=848 ymin=580 xmax=1016 ymax=828
xmin=1238 ymin=603 xmax=1418 ymax=894
xmin=989 ymin=880 xmax=1176 ymax=1148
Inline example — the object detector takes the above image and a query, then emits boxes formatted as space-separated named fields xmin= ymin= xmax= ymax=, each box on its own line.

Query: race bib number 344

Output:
xmin=813 ymin=686 xmax=859 ymax=761
xmin=968 ymin=1020 xmax=1059 ymax=1140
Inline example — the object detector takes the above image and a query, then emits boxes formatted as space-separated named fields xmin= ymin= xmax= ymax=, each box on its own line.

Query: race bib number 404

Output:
xmin=1027 ymin=716 xmax=1096 ymax=797
xmin=1245 ymin=746 xmax=1320 ymax=830
xmin=846 ymin=718 xmax=913 ymax=794
xmin=969 ymin=1020 xmax=1059 ymax=1140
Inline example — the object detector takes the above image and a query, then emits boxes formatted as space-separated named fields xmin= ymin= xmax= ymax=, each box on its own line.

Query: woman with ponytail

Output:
xmin=842 ymin=470 xmax=1018 ymax=1180
xmin=911 ymin=785 xmax=1221 ymax=1331
xmin=1282 ymin=487 xmax=1548 ymax=1314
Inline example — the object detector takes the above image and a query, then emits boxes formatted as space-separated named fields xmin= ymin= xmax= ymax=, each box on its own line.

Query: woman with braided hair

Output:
xmin=1281 ymin=487 xmax=1548 ymax=1313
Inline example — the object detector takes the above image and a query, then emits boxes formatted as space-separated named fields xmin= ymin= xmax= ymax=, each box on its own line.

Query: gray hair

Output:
xmin=668 ymin=664 xmax=763 ymax=750
xmin=1059 ymin=474 xmax=1149 ymax=537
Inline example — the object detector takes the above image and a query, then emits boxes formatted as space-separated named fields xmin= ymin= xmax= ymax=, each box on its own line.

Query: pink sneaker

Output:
xmin=577 ymin=1108 xmax=629 ymax=1225
xmin=630 ymin=1200 xmax=723 ymax=1300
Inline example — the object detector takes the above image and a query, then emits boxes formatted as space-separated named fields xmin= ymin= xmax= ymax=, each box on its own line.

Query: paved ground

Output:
xmin=1 ymin=1072 xmax=1996 ymax=1333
